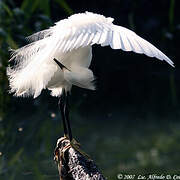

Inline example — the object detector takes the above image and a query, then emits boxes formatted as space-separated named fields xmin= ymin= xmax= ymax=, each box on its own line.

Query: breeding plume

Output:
xmin=7 ymin=12 xmax=174 ymax=140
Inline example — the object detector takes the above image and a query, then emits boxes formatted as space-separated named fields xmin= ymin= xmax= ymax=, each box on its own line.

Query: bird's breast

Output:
xmin=47 ymin=46 xmax=92 ymax=89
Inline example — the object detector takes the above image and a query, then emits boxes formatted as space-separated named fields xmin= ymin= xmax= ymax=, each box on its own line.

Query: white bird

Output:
xmin=7 ymin=11 xmax=174 ymax=141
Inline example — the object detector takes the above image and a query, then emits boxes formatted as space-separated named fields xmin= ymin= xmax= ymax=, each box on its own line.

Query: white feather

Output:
xmin=26 ymin=29 xmax=52 ymax=42
xmin=7 ymin=11 xmax=174 ymax=98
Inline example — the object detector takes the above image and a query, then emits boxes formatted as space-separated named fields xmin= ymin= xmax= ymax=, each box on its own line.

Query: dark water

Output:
xmin=1 ymin=93 xmax=180 ymax=180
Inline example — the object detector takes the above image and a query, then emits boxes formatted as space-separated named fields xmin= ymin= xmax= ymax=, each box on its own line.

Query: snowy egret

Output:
xmin=7 ymin=12 xmax=174 ymax=141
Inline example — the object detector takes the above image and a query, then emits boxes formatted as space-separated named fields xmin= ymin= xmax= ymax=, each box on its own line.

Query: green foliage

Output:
xmin=0 ymin=0 xmax=179 ymax=180
xmin=0 ymin=1 xmax=53 ymax=171
xmin=0 ymin=0 xmax=73 ymax=116
xmin=168 ymin=0 xmax=177 ymax=107
xmin=55 ymin=0 xmax=73 ymax=15
xmin=0 ymin=1 xmax=72 ymax=179
xmin=169 ymin=0 xmax=175 ymax=31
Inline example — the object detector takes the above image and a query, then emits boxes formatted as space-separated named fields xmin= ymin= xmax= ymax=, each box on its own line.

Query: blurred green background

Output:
xmin=0 ymin=0 xmax=180 ymax=179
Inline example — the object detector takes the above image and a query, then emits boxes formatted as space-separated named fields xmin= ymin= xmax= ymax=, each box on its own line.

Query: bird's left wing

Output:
xmin=54 ymin=12 xmax=174 ymax=67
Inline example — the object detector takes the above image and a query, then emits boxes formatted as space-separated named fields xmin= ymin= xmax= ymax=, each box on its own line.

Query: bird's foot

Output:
xmin=54 ymin=135 xmax=68 ymax=162
xmin=54 ymin=136 xmax=91 ymax=163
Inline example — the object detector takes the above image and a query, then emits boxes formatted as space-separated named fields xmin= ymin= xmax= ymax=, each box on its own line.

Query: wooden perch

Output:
xmin=54 ymin=137 xmax=106 ymax=180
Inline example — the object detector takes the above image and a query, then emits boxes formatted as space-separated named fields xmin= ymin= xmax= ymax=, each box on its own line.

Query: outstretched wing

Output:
xmin=54 ymin=11 xmax=174 ymax=67
xmin=7 ymin=12 xmax=174 ymax=99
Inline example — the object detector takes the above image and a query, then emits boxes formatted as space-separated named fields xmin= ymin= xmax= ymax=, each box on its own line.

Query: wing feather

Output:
xmin=53 ymin=13 xmax=173 ymax=66
xmin=7 ymin=12 xmax=174 ymax=98
xmin=71 ymin=32 xmax=85 ymax=50
xmin=92 ymin=31 xmax=101 ymax=44
xmin=26 ymin=29 xmax=53 ymax=42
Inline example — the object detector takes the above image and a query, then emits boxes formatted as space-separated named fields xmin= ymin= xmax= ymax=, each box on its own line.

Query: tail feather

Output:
xmin=63 ymin=66 xmax=96 ymax=90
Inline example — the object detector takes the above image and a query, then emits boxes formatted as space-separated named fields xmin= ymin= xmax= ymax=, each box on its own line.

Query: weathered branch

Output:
xmin=54 ymin=137 xmax=106 ymax=180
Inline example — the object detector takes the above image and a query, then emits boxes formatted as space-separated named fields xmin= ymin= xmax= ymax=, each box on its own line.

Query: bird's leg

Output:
xmin=57 ymin=91 xmax=91 ymax=160
xmin=58 ymin=89 xmax=68 ymax=138
xmin=54 ymin=60 xmax=91 ymax=159
xmin=64 ymin=93 xmax=91 ymax=159
xmin=58 ymin=89 xmax=72 ymax=140
xmin=64 ymin=92 xmax=73 ymax=141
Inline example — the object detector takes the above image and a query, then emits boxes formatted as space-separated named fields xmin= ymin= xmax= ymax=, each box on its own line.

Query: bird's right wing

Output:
xmin=110 ymin=25 xmax=174 ymax=67
xmin=26 ymin=29 xmax=53 ymax=42
xmin=54 ymin=12 xmax=174 ymax=67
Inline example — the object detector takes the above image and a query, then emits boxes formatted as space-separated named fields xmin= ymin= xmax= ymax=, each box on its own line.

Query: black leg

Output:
xmin=58 ymin=89 xmax=68 ymax=137
xmin=58 ymin=89 xmax=73 ymax=141
xmin=64 ymin=92 xmax=73 ymax=141
xmin=54 ymin=58 xmax=72 ymax=140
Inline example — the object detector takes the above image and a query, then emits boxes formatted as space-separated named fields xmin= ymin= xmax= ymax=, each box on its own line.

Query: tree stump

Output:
xmin=54 ymin=137 xmax=106 ymax=180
